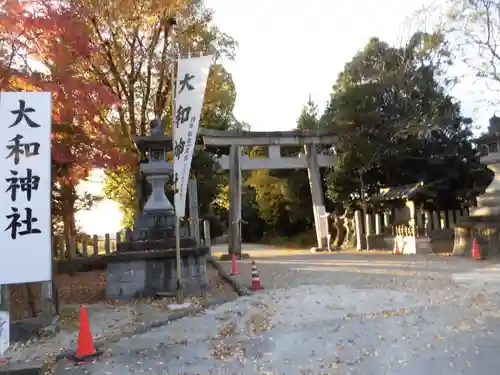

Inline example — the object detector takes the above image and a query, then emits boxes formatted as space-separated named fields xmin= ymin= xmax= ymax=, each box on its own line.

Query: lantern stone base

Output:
xmin=453 ymin=219 xmax=500 ymax=257
xmin=105 ymin=247 xmax=209 ymax=300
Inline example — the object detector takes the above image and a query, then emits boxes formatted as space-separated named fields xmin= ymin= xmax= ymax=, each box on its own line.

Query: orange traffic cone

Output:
xmin=393 ymin=237 xmax=401 ymax=255
xmin=230 ymin=253 xmax=239 ymax=275
xmin=472 ymin=238 xmax=482 ymax=260
xmin=250 ymin=260 xmax=263 ymax=291
xmin=71 ymin=305 xmax=102 ymax=364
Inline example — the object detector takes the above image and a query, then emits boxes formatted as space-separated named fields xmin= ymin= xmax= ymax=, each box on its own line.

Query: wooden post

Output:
xmin=59 ymin=236 xmax=65 ymax=259
xmin=116 ymin=232 xmax=121 ymax=250
xmin=104 ymin=233 xmax=111 ymax=255
xmin=354 ymin=210 xmax=364 ymax=250
xmin=69 ymin=236 xmax=77 ymax=260
xmin=432 ymin=211 xmax=440 ymax=230
xmin=68 ymin=236 xmax=76 ymax=276
xmin=446 ymin=210 xmax=453 ymax=228
xmin=383 ymin=211 xmax=390 ymax=234
xmin=81 ymin=234 xmax=89 ymax=257
xmin=364 ymin=212 xmax=372 ymax=249
xmin=55 ymin=236 xmax=64 ymax=259
xmin=425 ymin=211 xmax=432 ymax=236
xmin=375 ymin=213 xmax=382 ymax=235
xmin=415 ymin=209 xmax=423 ymax=234
xmin=92 ymin=235 xmax=99 ymax=256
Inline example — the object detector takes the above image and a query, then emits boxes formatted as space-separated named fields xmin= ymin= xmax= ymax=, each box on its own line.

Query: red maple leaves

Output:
xmin=1 ymin=0 xmax=131 ymax=181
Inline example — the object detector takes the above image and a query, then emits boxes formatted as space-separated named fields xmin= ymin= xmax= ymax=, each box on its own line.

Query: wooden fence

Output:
xmin=52 ymin=231 xmax=133 ymax=274
xmin=53 ymin=232 xmax=127 ymax=260
xmin=53 ymin=220 xmax=211 ymax=274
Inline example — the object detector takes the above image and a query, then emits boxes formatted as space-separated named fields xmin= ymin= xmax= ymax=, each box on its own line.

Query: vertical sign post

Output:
xmin=0 ymin=92 xmax=52 ymax=355
xmin=172 ymin=55 xmax=213 ymax=302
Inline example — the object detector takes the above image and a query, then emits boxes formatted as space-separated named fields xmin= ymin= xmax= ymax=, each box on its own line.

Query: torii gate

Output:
xmin=200 ymin=129 xmax=337 ymax=256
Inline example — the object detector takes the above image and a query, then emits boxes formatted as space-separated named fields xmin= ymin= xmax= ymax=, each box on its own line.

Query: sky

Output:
xmin=77 ymin=0 xmax=494 ymax=234
xmin=204 ymin=0 xmax=488 ymax=130
xmin=76 ymin=169 xmax=121 ymax=235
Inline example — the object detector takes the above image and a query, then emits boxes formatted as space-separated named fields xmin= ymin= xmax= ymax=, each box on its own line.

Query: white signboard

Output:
xmin=173 ymin=55 xmax=213 ymax=218
xmin=0 ymin=92 xmax=52 ymax=284
xmin=0 ymin=310 xmax=9 ymax=356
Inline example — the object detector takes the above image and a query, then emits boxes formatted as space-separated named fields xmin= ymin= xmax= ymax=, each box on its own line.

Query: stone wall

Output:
xmin=106 ymin=248 xmax=209 ymax=300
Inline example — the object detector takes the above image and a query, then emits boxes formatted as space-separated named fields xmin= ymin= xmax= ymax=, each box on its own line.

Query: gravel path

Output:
xmin=223 ymin=252 xmax=473 ymax=292
xmin=55 ymin=250 xmax=500 ymax=375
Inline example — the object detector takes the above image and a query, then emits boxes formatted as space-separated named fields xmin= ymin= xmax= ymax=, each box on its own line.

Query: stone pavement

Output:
xmin=54 ymin=249 xmax=500 ymax=374
xmin=6 ymin=263 xmax=237 ymax=363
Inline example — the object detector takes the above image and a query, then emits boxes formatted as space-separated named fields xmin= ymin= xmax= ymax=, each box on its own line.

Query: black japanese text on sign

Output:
xmin=5 ymin=100 xmax=42 ymax=240
xmin=183 ymin=116 xmax=197 ymax=162
xmin=174 ymin=73 xmax=196 ymax=129
xmin=174 ymin=69 xmax=198 ymax=211
xmin=179 ymin=73 xmax=195 ymax=94
xmin=174 ymin=72 xmax=196 ymax=162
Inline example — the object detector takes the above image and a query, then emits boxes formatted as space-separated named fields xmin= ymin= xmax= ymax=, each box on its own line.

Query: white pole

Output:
xmin=171 ymin=52 xmax=183 ymax=303
xmin=175 ymin=216 xmax=183 ymax=302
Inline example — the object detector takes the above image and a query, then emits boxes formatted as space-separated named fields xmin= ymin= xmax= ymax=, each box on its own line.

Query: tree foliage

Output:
xmin=297 ymin=96 xmax=320 ymax=130
xmin=68 ymin=0 xmax=236 ymax=141
xmin=243 ymin=100 xmax=318 ymax=237
xmin=321 ymin=32 xmax=490 ymax=210
xmin=103 ymin=165 xmax=137 ymax=228
xmin=0 ymin=0 xmax=127 ymax=175
xmin=91 ymin=0 xmax=239 ymax=226
xmin=1 ymin=0 xmax=131 ymax=245
xmin=434 ymin=0 xmax=500 ymax=94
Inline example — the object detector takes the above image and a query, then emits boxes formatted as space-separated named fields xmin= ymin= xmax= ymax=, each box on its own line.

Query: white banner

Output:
xmin=0 ymin=92 xmax=52 ymax=284
xmin=173 ymin=55 xmax=213 ymax=218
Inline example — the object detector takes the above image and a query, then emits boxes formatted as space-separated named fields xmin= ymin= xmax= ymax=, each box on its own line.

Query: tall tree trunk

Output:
xmin=343 ymin=215 xmax=354 ymax=247
xmin=335 ymin=209 xmax=348 ymax=247
xmin=61 ymin=181 xmax=77 ymax=258
xmin=329 ymin=213 xmax=338 ymax=248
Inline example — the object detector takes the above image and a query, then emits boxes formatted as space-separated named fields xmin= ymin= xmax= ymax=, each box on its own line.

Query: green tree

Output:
xmin=103 ymin=165 xmax=137 ymax=228
xmin=297 ymin=96 xmax=320 ymax=130
xmin=245 ymin=100 xmax=319 ymax=238
xmin=285 ymin=99 xmax=317 ymax=228
xmin=95 ymin=0 xmax=239 ymax=227
xmin=321 ymin=32 xmax=486 ymax=247
xmin=246 ymin=170 xmax=290 ymax=227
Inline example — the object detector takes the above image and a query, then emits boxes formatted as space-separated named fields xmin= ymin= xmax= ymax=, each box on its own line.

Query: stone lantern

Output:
xmin=105 ymin=118 xmax=209 ymax=300
xmin=474 ymin=115 xmax=500 ymax=216
xmin=452 ymin=115 xmax=500 ymax=256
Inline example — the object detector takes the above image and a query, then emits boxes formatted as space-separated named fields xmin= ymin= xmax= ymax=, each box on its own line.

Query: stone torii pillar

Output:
xmin=200 ymin=128 xmax=338 ymax=256
xmin=305 ymin=143 xmax=329 ymax=249
xmin=228 ymin=144 xmax=242 ymax=256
